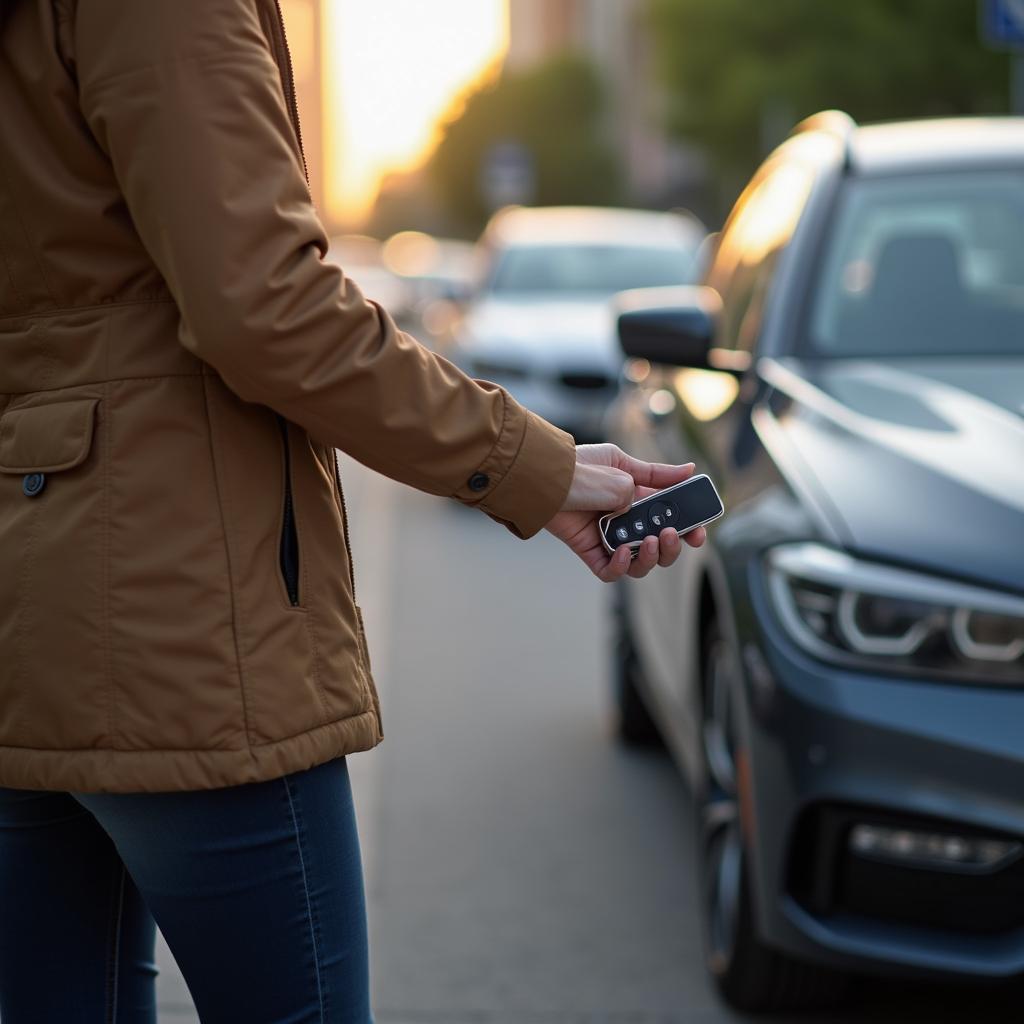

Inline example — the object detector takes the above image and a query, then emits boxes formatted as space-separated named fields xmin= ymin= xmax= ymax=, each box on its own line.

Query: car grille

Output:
xmin=788 ymin=803 xmax=1024 ymax=935
xmin=558 ymin=371 xmax=614 ymax=391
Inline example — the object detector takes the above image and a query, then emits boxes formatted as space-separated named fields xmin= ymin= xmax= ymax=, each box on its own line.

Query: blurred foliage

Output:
xmin=650 ymin=0 xmax=1011 ymax=203
xmin=367 ymin=171 xmax=449 ymax=240
xmin=429 ymin=54 xmax=623 ymax=235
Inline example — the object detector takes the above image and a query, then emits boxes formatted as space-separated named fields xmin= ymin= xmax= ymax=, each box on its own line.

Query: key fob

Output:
xmin=598 ymin=474 xmax=724 ymax=558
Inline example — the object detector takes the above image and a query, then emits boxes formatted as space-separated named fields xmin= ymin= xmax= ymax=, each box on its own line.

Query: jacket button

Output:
xmin=23 ymin=473 xmax=46 ymax=497
xmin=467 ymin=472 xmax=490 ymax=492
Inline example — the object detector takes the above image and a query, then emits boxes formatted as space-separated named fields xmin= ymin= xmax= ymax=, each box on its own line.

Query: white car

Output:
xmin=324 ymin=234 xmax=414 ymax=323
xmin=454 ymin=206 xmax=705 ymax=440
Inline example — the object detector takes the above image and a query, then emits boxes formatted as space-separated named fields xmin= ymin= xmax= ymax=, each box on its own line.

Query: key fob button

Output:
xmin=647 ymin=499 xmax=671 ymax=532
xmin=648 ymin=501 xmax=678 ymax=531
xmin=631 ymin=517 xmax=647 ymax=537
xmin=614 ymin=526 xmax=630 ymax=543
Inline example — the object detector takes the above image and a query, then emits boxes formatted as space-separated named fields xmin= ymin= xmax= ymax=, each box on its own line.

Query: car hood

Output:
xmin=458 ymin=297 xmax=620 ymax=368
xmin=760 ymin=357 xmax=1024 ymax=593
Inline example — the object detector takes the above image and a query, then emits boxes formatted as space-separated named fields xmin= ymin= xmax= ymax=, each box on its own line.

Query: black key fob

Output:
xmin=598 ymin=474 xmax=724 ymax=557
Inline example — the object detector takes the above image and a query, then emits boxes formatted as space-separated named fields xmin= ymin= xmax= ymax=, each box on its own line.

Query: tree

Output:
xmin=429 ymin=54 xmax=623 ymax=235
xmin=650 ymin=0 xmax=1011 ymax=209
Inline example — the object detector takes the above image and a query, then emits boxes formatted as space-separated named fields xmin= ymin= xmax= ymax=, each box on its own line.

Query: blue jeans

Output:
xmin=0 ymin=756 xmax=372 ymax=1023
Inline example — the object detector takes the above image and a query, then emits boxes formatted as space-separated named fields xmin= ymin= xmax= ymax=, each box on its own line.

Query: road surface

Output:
xmin=153 ymin=457 xmax=1022 ymax=1023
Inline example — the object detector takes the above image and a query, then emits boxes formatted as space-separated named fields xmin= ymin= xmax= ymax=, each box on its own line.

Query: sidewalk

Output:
xmin=155 ymin=930 xmax=197 ymax=1020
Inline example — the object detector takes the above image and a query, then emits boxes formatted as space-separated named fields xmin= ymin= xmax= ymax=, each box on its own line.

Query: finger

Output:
xmin=603 ymin=467 xmax=637 ymax=510
xmin=628 ymin=534 xmax=659 ymax=579
xmin=563 ymin=464 xmax=636 ymax=513
xmin=615 ymin=454 xmax=696 ymax=491
xmin=597 ymin=544 xmax=634 ymax=583
xmin=683 ymin=526 xmax=706 ymax=549
xmin=658 ymin=527 xmax=681 ymax=568
xmin=633 ymin=478 xmax=690 ymax=501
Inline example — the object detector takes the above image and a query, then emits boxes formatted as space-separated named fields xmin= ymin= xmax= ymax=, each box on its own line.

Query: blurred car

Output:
xmin=383 ymin=231 xmax=477 ymax=305
xmin=324 ymin=233 xmax=414 ymax=322
xmin=454 ymin=205 xmax=705 ymax=441
xmin=381 ymin=231 xmax=478 ymax=342
xmin=605 ymin=112 xmax=1024 ymax=1012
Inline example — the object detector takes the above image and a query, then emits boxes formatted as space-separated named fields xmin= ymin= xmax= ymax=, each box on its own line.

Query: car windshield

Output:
xmin=806 ymin=172 xmax=1024 ymax=357
xmin=488 ymin=243 xmax=697 ymax=297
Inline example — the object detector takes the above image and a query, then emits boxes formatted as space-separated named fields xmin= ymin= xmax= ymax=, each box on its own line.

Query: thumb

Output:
xmin=561 ymin=464 xmax=636 ymax=512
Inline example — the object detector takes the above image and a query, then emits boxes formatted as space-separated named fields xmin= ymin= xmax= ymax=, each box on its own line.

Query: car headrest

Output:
xmin=870 ymin=233 xmax=964 ymax=306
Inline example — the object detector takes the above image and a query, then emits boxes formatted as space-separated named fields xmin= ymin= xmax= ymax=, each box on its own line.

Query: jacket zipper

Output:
xmin=272 ymin=0 xmax=309 ymax=185
xmin=277 ymin=415 xmax=300 ymax=606
xmin=268 ymin=0 xmax=357 ymax=599
xmin=333 ymin=448 xmax=357 ymax=595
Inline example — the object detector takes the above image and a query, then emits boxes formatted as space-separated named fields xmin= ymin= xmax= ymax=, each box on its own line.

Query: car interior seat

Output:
xmin=837 ymin=233 xmax=973 ymax=354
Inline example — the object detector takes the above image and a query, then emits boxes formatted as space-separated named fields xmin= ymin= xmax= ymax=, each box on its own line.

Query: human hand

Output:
xmin=544 ymin=443 xmax=706 ymax=582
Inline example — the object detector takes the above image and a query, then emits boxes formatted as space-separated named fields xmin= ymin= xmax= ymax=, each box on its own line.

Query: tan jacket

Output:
xmin=0 ymin=0 xmax=576 ymax=793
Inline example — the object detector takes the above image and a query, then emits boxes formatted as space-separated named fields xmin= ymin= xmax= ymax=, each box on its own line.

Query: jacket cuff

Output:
xmin=471 ymin=403 xmax=576 ymax=540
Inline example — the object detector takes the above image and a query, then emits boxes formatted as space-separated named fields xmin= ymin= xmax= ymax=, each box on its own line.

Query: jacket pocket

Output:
xmin=0 ymin=396 xmax=106 ymax=748
xmin=277 ymin=415 xmax=300 ymax=606
xmin=0 ymin=398 xmax=99 ymax=478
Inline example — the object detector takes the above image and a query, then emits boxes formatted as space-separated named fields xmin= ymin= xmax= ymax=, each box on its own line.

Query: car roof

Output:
xmin=851 ymin=117 xmax=1024 ymax=174
xmin=792 ymin=115 xmax=1024 ymax=176
xmin=483 ymin=205 xmax=705 ymax=249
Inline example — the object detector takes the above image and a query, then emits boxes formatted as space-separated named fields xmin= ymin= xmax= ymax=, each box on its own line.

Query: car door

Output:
xmin=616 ymin=158 xmax=815 ymax=734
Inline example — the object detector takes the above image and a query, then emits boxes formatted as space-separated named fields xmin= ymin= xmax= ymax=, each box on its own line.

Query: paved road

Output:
xmin=155 ymin=458 xmax=1023 ymax=1022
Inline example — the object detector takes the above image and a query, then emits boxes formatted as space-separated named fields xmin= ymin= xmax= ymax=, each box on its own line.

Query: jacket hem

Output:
xmin=0 ymin=709 xmax=382 ymax=794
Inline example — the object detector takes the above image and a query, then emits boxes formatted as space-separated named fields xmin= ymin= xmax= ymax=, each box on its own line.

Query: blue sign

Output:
xmin=982 ymin=0 xmax=1024 ymax=50
xmin=481 ymin=140 xmax=536 ymax=210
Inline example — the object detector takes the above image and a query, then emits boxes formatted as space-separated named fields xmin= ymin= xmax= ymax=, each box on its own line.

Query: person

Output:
xmin=0 ymin=1 xmax=706 ymax=1021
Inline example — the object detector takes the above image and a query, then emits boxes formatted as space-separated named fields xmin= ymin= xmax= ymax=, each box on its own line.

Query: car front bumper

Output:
xmin=737 ymin=574 xmax=1024 ymax=979
xmin=465 ymin=362 xmax=618 ymax=441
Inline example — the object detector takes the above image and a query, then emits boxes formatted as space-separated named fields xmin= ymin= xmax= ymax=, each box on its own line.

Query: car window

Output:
xmin=806 ymin=172 xmax=1024 ymax=357
xmin=487 ymin=244 xmax=698 ymax=297
xmin=707 ymin=161 xmax=814 ymax=352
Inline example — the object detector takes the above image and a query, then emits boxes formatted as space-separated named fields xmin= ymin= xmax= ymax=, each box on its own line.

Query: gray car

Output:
xmin=453 ymin=206 xmax=705 ymax=441
xmin=606 ymin=112 xmax=1024 ymax=1012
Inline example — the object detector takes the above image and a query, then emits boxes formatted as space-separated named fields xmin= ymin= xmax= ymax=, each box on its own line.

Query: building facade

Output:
xmin=507 ymin=0 xmax=705 ymax=213
xmin=281 ymin=0 xmax=328 ymax=220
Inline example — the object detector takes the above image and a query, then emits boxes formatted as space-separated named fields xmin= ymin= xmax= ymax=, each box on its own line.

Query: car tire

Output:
xmin=611 ymin=585 xmax=662 ymax=747
xmin=696 ymin=617 xmax=847 ymax=1013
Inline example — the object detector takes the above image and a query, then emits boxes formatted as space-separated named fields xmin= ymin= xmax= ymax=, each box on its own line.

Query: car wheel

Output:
xmin=696 ymin=618 xmax=846 ymax=1012
xmin=611 ymin=585 xmax=662 ymax=747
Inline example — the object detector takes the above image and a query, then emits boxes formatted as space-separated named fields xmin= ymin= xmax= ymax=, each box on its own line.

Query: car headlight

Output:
xmin=765 ymin=543 xmax=1024 ymax=683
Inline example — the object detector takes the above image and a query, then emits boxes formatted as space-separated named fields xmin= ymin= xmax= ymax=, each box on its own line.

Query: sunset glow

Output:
xmin=325 ymin=0 xmax=509 ymax=226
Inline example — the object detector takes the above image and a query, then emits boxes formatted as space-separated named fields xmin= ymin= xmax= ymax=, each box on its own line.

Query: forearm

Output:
xmin=76 ymin=0 xmax=576 ymax=537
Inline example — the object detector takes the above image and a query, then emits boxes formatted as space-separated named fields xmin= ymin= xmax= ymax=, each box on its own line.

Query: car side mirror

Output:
xmin=614 ymin=286 xmax=750 ymax=374
xmin=615 ymin=286 xmax=721 ymax=369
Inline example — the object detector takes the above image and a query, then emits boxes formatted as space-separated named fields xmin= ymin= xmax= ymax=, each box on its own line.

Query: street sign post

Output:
xmin=480 ymin=140 xmax=536 ymax=210
xmin=980 ymin=0 xmax=1024 ymax=112
xmin=982 ymin=0 xmax=1024 ymax=48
